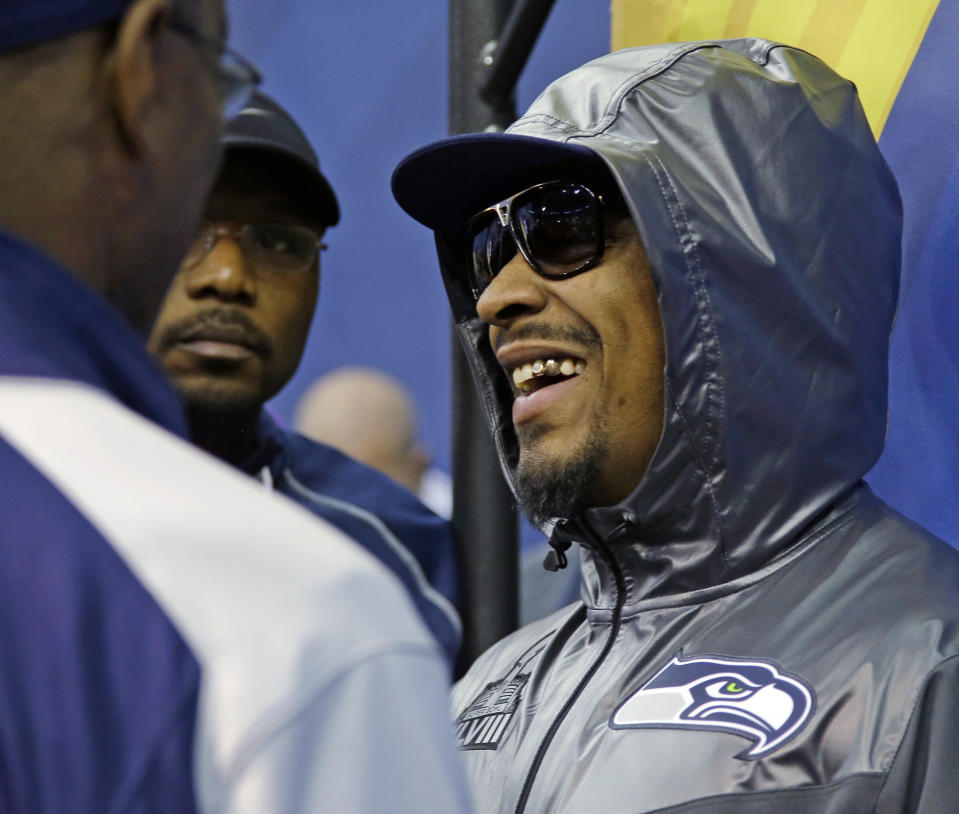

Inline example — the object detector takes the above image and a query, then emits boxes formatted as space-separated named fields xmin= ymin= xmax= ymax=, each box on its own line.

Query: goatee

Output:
xmin=513 ymin=423 xmax=605 ymax=527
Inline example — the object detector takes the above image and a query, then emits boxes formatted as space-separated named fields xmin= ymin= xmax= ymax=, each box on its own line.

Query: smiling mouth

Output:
xmin=511 ymin=356 xmax=586 ymax=394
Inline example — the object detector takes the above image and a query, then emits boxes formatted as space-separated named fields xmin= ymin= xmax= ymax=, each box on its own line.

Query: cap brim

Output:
xmin=391 ymin=133 xmax=609 ymax=238
xmin=223 ymin=136 xmax=341 ymax=227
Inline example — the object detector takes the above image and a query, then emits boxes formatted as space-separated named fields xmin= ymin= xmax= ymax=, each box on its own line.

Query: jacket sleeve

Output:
xmin=875 ymin=654 xmax=959 ymax=813
xmin=224 ymin=646 xmax=474 ymax=814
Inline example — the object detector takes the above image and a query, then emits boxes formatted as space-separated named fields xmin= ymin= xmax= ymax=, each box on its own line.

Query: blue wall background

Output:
xmin=867 ymin=0 xmax=959 ymax=546
xmin=230 ymin=1 xmax=611 ymax=480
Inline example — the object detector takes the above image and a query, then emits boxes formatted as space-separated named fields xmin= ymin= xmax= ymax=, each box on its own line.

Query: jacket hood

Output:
xmin=393 ymin=40 xmax=902 ymax=599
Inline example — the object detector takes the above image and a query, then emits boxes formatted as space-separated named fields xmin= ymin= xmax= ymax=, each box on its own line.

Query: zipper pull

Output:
xmin=543 ymin=543 xmax=570 ymax=572
xmin=609 ymin=510 xmax=637 ymax=539
xmin=543 ymin=519 xmax=576 ymax=571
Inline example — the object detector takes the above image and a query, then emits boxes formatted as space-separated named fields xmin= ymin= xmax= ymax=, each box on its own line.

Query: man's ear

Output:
xmin=107 ymin=0 xmax=173 ymax=157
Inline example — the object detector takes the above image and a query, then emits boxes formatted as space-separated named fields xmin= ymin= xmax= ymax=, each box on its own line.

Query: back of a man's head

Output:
xmin=0 ymin=0 xmax=228 ymax=335
xmin=294 ymin=367 xmax=429 ymax=493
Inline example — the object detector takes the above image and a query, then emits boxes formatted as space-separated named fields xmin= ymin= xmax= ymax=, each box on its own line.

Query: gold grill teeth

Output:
xmin=512 ymin=357 xmax=584 ymax=389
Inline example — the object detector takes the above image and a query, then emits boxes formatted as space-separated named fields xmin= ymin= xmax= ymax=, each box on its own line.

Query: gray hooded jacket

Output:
xmin=394 ymin=39 xmax=959 ymax=814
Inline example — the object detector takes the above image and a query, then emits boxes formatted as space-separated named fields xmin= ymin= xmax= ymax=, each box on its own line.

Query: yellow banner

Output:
xmin=611 ymin=0 xmax=939 ymax=136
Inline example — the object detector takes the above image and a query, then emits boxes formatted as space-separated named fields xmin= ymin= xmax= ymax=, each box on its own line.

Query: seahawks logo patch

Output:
xmin=454 ymin=634 xmax=550 ymax=751
xmin=610 ymin=652 xmax=815 ymax=759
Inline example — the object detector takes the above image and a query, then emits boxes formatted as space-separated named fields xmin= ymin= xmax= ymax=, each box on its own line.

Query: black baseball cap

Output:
xmin=224 ymin=91 xmax=340 ymax=227
xmin=391 ymin=132 xmax=608 ymax=238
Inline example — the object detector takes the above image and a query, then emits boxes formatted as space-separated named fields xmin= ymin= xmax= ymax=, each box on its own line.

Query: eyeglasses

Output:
xmin=166 ymin=15 xmax=262 ymax=118
xmin=466 ymin=181 xmax=610 ymax=301
xmin=183 ymin=222 xmax=325 ymax=273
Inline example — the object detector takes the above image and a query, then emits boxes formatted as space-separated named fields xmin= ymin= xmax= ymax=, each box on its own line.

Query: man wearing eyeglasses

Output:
xmin=149 ymin=91 xmax=462 ymax=669
xmin=393 ymin=40 xmax=959 ymax=813
xmin=0 ymin=3 xmax=471 ymax=812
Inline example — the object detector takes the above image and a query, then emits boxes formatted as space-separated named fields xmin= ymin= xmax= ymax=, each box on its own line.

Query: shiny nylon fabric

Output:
xmin=430 ymin=40 xmax=959 ymax=814
xmin=436 ymin=40 xmax=901 ymax=602
xmin=452 ymin=484 xmax=959 ymax=812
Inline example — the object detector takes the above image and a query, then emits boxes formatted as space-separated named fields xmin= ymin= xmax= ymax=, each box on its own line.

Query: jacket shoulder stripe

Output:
xmin=281 ymin=468 xmax=462 ymax=637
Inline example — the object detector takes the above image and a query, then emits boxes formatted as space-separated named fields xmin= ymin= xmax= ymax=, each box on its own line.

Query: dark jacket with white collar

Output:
xmin=247 ymin=411 xmax=461 ymax=668
xmin=0 ymin=230 xmax=471 ymax=812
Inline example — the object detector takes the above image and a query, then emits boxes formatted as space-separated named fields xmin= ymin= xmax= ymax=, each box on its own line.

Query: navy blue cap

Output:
xmin=391 ymin=132 xmax=608 ymax=238
xmin=0 ymin=0 xmax=132 ymax=53
xmin=223 ymin=91 xmax=340 ymax=227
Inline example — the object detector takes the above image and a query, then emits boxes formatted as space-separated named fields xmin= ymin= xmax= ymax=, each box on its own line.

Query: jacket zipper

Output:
xmin=513 ymin=517 xmax=628 ymax=814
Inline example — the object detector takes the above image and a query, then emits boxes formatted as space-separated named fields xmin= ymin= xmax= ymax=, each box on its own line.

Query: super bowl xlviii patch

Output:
xmin=610 ymin=652 xmax=816 ymax=760
xmin=454 ymin=634 xmax=551 ymax=751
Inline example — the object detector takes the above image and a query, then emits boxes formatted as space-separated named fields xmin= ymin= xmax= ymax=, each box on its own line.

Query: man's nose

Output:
xmin=183 ymin=237 xmax=257 ymax=303
xmin=475 ymin=252 xmax=548 ymax=327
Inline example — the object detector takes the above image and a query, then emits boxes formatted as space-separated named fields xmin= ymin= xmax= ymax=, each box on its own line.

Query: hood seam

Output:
xmin=511 ymin=40 xmax=783 ymax=141
xmin=641 ymin=150 xmax=730 ymax=575
xmin=512 ymin=42 xmax=721 ymax=138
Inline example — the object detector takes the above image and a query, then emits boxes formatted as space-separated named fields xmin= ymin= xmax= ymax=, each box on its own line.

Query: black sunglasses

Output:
xmin=466 ymin=180 xmax=613 ymax=301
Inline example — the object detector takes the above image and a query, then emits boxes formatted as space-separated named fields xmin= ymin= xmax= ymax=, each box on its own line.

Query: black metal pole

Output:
xmin=480 ymin=0 xmax=559 ymax=109
xmin=449 ymin=0 xmax=520 ymax=673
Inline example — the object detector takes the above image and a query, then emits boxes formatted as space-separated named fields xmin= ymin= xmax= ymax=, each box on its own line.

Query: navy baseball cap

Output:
xmin=391 ymin=133 xmax=608 ymax=238
xmin=0 ymin=0 xmax=134 ymax=53
xmin=223 ymin=91 xmax=340 ymax=227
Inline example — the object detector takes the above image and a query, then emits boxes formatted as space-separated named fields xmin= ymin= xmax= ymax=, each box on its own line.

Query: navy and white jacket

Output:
xmin=0 ymin=229 xmax=472 ymax=813
xmin=247 ymin=413 xmax=462 ymax=668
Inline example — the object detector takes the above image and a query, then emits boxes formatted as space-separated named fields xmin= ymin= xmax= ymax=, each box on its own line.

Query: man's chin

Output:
xmin=174 ymin=378 xmax=264 ymax=417
xmin=514 ymin=433 xmax=603 ymax=527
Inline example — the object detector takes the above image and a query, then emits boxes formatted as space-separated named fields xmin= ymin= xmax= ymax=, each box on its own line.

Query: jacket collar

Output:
xmin=567 ymin=484 xmax=876 ymax=616
xmin=237 ymin=410 xmax=286 ymax=480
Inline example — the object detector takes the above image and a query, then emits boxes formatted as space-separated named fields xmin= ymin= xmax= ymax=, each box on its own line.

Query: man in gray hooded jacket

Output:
xmin=392 ymin=39 xmax=959 ymax=813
